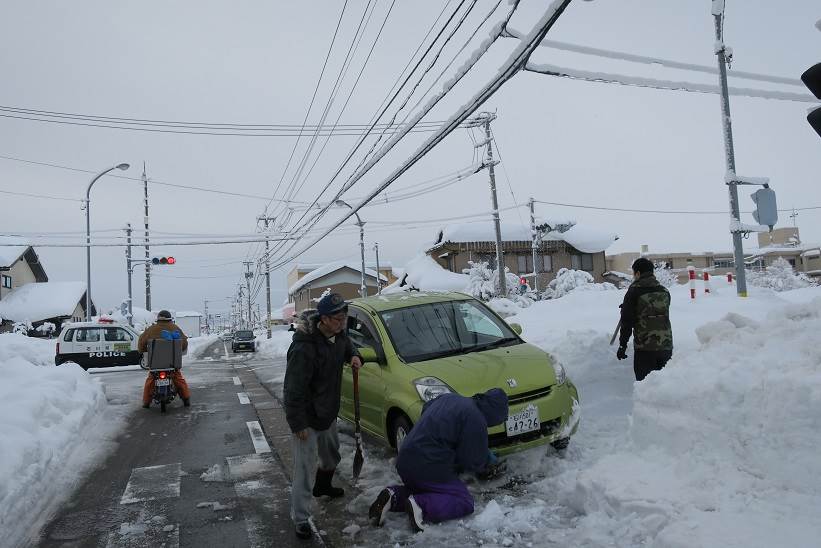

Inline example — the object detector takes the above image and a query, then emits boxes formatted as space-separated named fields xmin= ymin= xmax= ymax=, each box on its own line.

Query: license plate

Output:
xmin=506 ymin=405 xmax=540 ymax=437
xmin=156 ymin=378 xmax=171 ymax=386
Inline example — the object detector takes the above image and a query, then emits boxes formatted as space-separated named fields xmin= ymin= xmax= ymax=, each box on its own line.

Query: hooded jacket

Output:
xmin=138 ymin=319 xmax=188 ymax=353
xmin=283 ymin=314 xmax=359 ymax=433
xmin=396 ymin=388 xmax=508 ymax=484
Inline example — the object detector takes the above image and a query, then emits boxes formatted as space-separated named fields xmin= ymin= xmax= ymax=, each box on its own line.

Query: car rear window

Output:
xmin=235 ymin=330 xmax=254 ymax=338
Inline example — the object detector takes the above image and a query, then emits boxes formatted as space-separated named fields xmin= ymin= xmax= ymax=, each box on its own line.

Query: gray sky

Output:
xmin=1 ymin=0 xmax=819 ymax=316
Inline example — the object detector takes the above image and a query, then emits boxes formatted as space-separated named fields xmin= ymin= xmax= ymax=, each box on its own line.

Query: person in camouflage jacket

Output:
xmin=617 ymin=258 xmax=673 ymax=380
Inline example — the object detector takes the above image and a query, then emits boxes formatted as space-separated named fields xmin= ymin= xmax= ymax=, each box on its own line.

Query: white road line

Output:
xmin=245 ymin=421 xmax=271 ymax=454
xmin=120 ymin=463 xmax=182 ymax=505
xmin=237 ymin=392 xmax=251 ymax=405
xmin=233 ymin=376 xmax=241 ymax=385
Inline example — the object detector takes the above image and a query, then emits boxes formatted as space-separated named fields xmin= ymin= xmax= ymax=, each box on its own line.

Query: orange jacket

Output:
xmin=138 ymin=320 xmax=189 ymax=353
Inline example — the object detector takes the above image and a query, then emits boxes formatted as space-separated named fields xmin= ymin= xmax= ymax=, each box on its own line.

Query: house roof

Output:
xmin=431 ymin=222 xmax=618 ymax=254
xmin=0 ymin=281 xmax=87 ymax=323
xmin=0 ymin=246 xmax=48 ymax=282
xmin=288 ymin=261 xmax=388 ymax=295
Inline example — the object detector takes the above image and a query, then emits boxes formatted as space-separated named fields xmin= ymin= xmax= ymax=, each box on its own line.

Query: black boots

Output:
xmin=312 ymin=468 xmax=344 ymax=498
xmin=294 ymin=521 xmax=312 ymax=540
xmin=183 ymin=398 xmax=190 ymax=407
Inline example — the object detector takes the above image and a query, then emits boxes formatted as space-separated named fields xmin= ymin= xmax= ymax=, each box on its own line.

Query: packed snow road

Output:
xmin=36 ymin=340 xmax=317 ymax=548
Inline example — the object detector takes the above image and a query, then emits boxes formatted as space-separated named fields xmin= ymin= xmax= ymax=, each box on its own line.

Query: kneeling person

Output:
xmin=369 ymin=388 xmax=508 ymax=532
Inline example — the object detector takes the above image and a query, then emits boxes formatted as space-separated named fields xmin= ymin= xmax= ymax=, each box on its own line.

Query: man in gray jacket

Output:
xmin=283 ymin=293 xmax=362 ymax=540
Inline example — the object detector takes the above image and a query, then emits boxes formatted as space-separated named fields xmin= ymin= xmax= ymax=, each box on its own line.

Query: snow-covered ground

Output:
xmin=0 ymin=333 xmax=218 ymax=548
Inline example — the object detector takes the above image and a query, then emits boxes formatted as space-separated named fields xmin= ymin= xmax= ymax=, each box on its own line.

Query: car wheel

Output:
xmin=551 ymin=437 xmax=570 ymax=451
xmin=390 ymin=414 xmax=413 ymax=451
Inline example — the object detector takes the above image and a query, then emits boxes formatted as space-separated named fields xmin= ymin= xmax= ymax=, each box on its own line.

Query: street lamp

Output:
xmin=85 ymin=163 xmax=130 ymax=320
xmin=335 ymin=199 xmax=367 ymax=298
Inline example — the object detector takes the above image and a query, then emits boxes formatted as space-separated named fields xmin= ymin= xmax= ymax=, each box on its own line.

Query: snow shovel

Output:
xmin=352 ymin=367 xmax=365 ymax=480
xmin=609 ymin=320 xmax=621 ymax=346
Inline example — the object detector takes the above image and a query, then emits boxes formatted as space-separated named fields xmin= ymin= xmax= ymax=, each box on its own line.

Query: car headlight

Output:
xmin=413 ymin=377 xmax=454 ymax=402
xmin=552 ymin=361 xmax=567 ymax=386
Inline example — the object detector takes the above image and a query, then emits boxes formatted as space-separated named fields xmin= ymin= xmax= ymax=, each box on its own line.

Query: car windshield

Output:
xmin=235 ymin=330 xmax=253 ymax=339
xmin=379 ymin=299 xmax=520 ymax=363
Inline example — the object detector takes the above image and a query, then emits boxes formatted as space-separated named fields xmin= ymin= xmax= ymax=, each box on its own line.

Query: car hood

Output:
xmin=406 ymin=342 xmax=558 ymax=396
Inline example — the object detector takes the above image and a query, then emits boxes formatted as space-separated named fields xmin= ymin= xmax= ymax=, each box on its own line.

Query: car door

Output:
xmin=74 ymin=327 xmax=102 ymax=367
xmin=102 ymin=327 xmax=137 ymax=365
xmin=342 ymin=311 xmax=385 ymax=437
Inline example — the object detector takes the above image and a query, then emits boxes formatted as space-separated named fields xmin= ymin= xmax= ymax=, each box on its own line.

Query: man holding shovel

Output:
xmin=283 ymin=293 xmax=362 ymax=541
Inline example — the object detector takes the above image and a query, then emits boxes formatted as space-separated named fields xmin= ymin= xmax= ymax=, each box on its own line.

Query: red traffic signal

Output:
xmin=519 ymin=277 xmax=527 ymax=286
xmin=151 ymin=256 xmax=176 ymax=265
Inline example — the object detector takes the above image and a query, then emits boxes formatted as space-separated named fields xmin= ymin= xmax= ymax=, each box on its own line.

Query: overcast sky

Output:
xmin=1 ymin=0 xmax=819 ymax=316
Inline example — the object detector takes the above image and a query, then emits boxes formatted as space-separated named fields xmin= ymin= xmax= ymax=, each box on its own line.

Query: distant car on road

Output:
xmin=55 ymin=318 xmax=141 ymax=369
xmin=338 ymin=292 xmax=580 ymax=456
xmin=231 ymin=330 xmax=256 ymax=353
xmin=221 ymin=331 xmax=233 ymax=341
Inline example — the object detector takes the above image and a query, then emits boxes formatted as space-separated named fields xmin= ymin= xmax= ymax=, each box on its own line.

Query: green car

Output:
xmin=338 ymin=292 xmax=580 ymax=456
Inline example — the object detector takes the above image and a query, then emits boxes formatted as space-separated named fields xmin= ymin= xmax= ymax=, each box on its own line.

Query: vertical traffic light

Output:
xmin=800 ymin=63 xmax=821 ymax=138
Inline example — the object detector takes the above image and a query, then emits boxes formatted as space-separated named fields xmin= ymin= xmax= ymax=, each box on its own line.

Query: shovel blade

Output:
xmin=353 ymin=447 xmax=364 ymax=479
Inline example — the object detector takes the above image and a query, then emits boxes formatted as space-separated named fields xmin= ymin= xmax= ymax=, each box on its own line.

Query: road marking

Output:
xmin=245 ymin=421 xmax=271 ymax=454
xmin=237 ymin=392 xmax=251 ymax=404
xmin=233 ymin=376 xmax=241 ymax=385
xmin=106 ymin=516 xmax=179 ymax=548
xmin=120 ymin=463 xmax=182 ymax=505
xmin=227 ymin=453 xmax=288 ymax=548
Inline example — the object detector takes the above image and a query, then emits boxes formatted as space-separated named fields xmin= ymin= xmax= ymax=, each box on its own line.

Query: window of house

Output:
xmin=571 ymin=254 xmax=594 ymax=271
xmin=1 ymin=275 xmax=11 ymax=289
xmin=516 ymin=255 xmax=531 ymax=274
xmin=714 ymin=258 xmax=734 ymax=268
xmin=540 ymin=254 xmax=552 ymax=272
xmin=788 ymin=258 xmax=796 ymax=267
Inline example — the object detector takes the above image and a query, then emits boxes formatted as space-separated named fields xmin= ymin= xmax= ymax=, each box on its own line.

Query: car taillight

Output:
xmin=159 ymin=371 xmax=167 ymax=379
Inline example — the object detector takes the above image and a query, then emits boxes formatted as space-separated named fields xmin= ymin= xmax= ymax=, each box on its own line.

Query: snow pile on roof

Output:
xmin=383 ymin=254 xmax=469 ymax=293
xmin=0 ymin=246 xmax=29 ymax=268
xmin=0 ymin=282 xmax=85 ymax=323
xmin=433 ymin=221 xmax=617 ymax=253
xmin=289 ymin=260 xmax=388 ymax=295
xmin=0 ymin=334 xmax=123 ymax=548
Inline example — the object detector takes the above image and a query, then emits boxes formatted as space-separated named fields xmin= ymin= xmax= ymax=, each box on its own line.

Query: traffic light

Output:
xmin=800 ymin=62 xmax=821 ymax=138
xmin=151 ymin=256 xmax=176 ymax=265
xmin=751 ymin=187 xmax=778 ymax=230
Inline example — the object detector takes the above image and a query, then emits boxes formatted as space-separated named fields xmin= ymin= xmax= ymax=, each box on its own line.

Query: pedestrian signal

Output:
xmin=151 ymin=256 xmax=176 ymax=265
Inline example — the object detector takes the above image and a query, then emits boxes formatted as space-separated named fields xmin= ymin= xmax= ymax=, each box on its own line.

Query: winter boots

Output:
xmin=368 ymin=488 xmax=394 ymax=526
xmin=312 ymin=468 xmax=344 ymax=498
xmin=405 ymin=495 xmax=425 ymax=532
xmin=294 ymin=521 xmax=312 ymax=540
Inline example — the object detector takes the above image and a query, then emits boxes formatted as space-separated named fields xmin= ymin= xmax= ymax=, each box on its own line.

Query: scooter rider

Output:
xmin=139 ymin=310 xmax=191 ymax=408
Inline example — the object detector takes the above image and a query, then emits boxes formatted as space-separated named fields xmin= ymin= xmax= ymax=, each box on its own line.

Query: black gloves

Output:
xmin=616 ymin=346 xmax=628 ymax=360
xmin=476 ymin=461 xmax=506 ymax=481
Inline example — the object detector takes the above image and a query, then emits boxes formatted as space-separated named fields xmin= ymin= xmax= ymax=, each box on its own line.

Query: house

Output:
xmin=426 ymin=221 xmax=618 ymax=287
xmin=0 ymin=281 xmax=95 ymax=335
xmin=287 ymin=261 xmax=394 ymax=313
xmin=606 ymin=227 xmax=821 ymax=282
xmin=0 ymin=245 xmax=48 ymax=301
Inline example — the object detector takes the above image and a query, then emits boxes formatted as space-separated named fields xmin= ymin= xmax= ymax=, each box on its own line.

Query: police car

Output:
xmin=55 ymin=318 xmax=142 ymax=369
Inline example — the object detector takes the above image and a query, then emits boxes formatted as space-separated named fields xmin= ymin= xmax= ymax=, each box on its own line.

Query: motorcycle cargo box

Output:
xmin=147 ymin=339 xmax=183 ymax=370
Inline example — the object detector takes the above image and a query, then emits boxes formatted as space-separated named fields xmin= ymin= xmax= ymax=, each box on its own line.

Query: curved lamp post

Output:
xmin=335 ymin=200 xmax=367 ymax=298
xmin=85 ymin=163 xmax=130 ymax=320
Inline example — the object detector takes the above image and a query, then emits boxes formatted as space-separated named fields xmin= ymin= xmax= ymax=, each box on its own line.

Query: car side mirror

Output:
xmin=358 ymin=346 xmax=379 ymax=363
xmin=509 ymin=323 xmax=523 ymax=335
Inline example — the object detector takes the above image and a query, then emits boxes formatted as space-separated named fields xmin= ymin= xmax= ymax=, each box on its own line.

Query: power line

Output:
xmin=0 ymin=188 xmax=80 ymax=202
xmin=533 ymin=199 xmax=821 ymax=215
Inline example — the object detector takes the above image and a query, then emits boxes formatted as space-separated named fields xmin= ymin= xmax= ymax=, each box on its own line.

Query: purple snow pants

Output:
xmin=388 ymin=476 xmax=474 ymax=523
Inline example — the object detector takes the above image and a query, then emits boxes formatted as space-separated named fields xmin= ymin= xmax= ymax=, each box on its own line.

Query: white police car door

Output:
xmin=75 ymin=327 xmax=102 ymax=357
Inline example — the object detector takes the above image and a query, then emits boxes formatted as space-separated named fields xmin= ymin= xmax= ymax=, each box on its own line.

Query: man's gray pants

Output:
xmin=291 ymin=422 xmax=341 ymax=525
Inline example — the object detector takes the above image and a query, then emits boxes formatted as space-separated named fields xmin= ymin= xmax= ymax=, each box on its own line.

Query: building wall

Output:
xmin=758 ymin=227 xmax=800 ymax=247
xmin=0 ymin=256 xmax=38 ymax=300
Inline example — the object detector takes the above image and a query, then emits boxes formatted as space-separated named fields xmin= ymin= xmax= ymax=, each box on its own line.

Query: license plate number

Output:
xmin=156 ymin=378 xmax=171 ymax=386
xmin=506 ymin=405 xmax=540 ymax=437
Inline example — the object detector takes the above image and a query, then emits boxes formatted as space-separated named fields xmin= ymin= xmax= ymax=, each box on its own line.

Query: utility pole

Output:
xmin=243 ymin=262 xmax=253 ymax=327
xmin=142 ymin=163 xmax=152 ymax=310
xmin=373 ymin=242 xmax=382 ymax=295
xmin=529 ymin=198 xmax=539 ymax=292
xmin=257 ymin=215 xmax=276 ymax=339
xmin=712 ymin=1 xmax=747 ymax=297
xmin=203 ymin=299 xmax=209 ymax=334
xmin=468 ymin=112 xmax=506 ymax=295
xmin=125 ymin=223 xmax=133 ymax=325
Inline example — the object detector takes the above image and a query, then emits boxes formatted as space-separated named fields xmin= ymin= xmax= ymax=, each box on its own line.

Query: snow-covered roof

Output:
xmin=0 ymin=282 xmax=86 ymax=322
xmin=289 ymin=261 xmax=388 ymax=295
xmin=432 ymin=221 xmax=618 ymax=253
xmin=0 ymin=246 xmax=30 ymax=268
xmin=382 ymin=254 xmax=468 ymax=294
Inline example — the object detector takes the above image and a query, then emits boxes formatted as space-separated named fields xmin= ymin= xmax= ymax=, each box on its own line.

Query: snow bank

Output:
xmin=256 ymin=330 xmax=293 ymax=360
xmin=0 ymin=334 xmax=123 ymax=548
xmin=385 ymin=254 xmax=469 ymax=293
xmin=542 ymin=268 xmax=617 ymax=299
xmin=186 ymin=334 xmax=220 ymax=360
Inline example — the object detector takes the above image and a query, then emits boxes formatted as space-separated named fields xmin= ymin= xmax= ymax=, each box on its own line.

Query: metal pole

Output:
xmin=126 ymin=224 xmax=133 ymax=326
xmin=713 ymin=3 xmax=747 ymax=297
xmin=483 ymin=114 xmax=506 ymax=295
xmin=203 ymin=299 xmax=209 ymax=334
xmin=374 ymin=242 xmax=382 ymax=295
xmin=529 ymin=198 xmax=539 ymax=292
xmin=143 ymin=164 xmax=152 ymax=309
